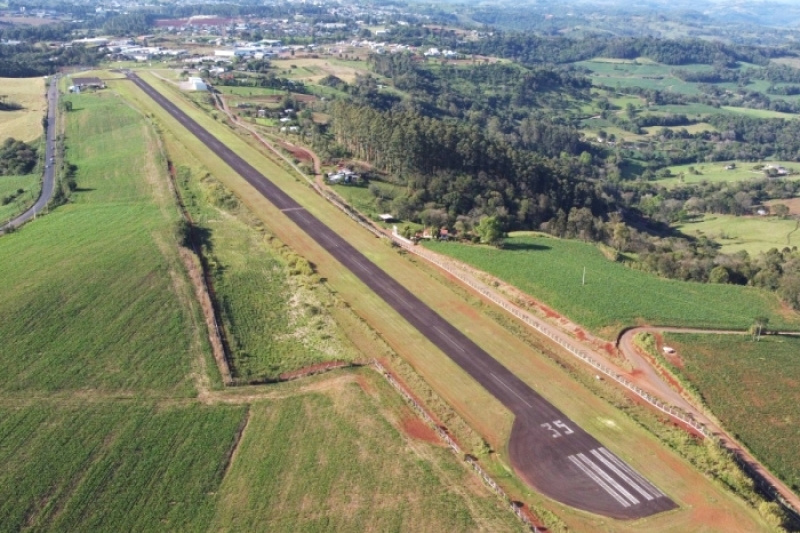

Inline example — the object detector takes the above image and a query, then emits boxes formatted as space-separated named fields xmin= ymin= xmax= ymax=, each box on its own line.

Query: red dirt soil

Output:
xmin=276 ymin=140 xmax=313 ymax=163
xmin=401 ymin=416 xmax=443 ymax=444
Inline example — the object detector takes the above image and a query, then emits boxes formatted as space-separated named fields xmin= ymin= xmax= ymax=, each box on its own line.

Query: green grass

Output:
xmin=654 ymin=160 xmax=800 ymax=186
xmin=424 ymin=235 xmax=799 ymax=334
xmin=216 ymin=86 xmax=286 ymax=97
xmin=0 ymin=402 xmax=247 ymax=533
xmin=721 ymin=106 xmax=799 ymax=119
xmin=0 ymin=92 xmax=199 ymax=395
xmin=675 ymin=214 xmax=800 ymax=255
xmin=663 ymin=333 xmax=800 ymax=493
xmin=209 ymin=376 xmax=523 ymax=533
xmin=0 ymin=173 xmax=39 ymax=223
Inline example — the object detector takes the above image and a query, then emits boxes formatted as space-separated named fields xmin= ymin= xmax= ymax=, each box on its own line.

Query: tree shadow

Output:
xmin=502 ymin=241 xmax=551 ymax=252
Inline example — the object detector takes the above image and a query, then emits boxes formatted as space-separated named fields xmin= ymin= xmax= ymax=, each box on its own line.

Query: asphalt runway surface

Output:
xmin=1 ymin=77 xmax=59 ymax=233
xmin=129 ymin=72 xmax=676 ymax=519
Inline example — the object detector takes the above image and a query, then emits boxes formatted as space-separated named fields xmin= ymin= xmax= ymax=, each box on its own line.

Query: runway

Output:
xmin=128 ymin=71 xmax=676 ymax=519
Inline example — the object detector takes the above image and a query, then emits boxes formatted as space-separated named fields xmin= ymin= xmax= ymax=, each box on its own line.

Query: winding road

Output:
xmin=0 ymin=76 xmax=59 ymax=233
xmin=128 ymin=71 xmax=676 ymax=520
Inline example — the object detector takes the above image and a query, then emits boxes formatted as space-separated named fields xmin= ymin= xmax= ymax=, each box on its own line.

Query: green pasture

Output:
xmin=655 ymin=160 xmax=800 ymax=187
xmin=424 ymin=235 xmax=799 ymax=335
xmin=721 ymin=106 xmax=800 ymax=119
xmin=663 ymin=333 xmax=800 ymax=493
xmin=675 ymin=214 xmax=800 ymax=255
xmin=0 ymin=173 xmax=39 ymax=223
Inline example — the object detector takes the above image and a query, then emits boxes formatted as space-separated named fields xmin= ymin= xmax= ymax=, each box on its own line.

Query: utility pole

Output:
xmin=582 ymin=266 xmax=586 ymax=286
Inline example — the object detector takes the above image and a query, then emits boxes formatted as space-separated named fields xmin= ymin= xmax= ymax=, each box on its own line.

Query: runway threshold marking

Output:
xmin=568 ymin=455 xmax=631 ymax=508
xmin=490 ymin=373 xmax=533 ymax=408
xmin=596 ymin=448 xmax=665 ymax=498
xmin=591 ymin=449 xmax=655 ymax=501
xmin=576 ymin=453 xmax=640 ymax=506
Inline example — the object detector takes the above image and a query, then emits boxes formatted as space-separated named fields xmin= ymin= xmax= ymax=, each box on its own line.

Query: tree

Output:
xmin=476 ymin=215 xmax=502 ymax=246
xmin=772 ymin=203 xmax=790 ymax=217
xmin=612 ymin=222 xmax=631 ymax=252
xmin=708 ymin=265 xmax=730 ymax=284
xmin=61 ymin=100 xmax=73 ymax=112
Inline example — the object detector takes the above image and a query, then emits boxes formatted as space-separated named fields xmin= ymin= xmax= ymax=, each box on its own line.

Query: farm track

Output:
xmin=128 ymin=71 xmax=676 ymax=520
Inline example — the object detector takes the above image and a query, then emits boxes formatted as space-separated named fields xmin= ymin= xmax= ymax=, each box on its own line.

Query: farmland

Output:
xmin=0 ymin=76 xmax=46 ymax=142
xmin=0 ymin=91 xmax=200 ymax=395
xmin=662 ymin=333 xmax=800 ymax=494
xmin=424 ymin=235 xmax=799 ymax=335
xmin=0 ymin=173 xmax=39 ymax=223
xmin=675 ymin=214 xmax=800 ymax=255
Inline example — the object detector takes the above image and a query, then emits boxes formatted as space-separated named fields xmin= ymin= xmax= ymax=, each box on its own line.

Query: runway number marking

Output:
xmin=540 ymin=420 xmax=574 ymax=438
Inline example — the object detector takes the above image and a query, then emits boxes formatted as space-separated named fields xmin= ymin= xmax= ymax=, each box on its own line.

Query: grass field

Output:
xmin=0 ymin=76 xmax=46 ymax=142
xmin=0 ymin=173 xmax=39 ymax=223
xmin=721 ymin=106 xmax=799 ymax=119
xmin=424 ymin=235 xmax=799 ymax=334
xmin=655 ymin=160 xmax=800 ymax=186
xmin=0 ymin=402 xmax=248 ymax=532
xmin=663 ymin=333 xmax=800 ymax=494
xmin=216 ymin=85 xmax=286 ymax=97
xmin=675 ymin=214 xmax=800 ymax=255
xmin=0 ymin=92 xmax=203 ymax=395
xmin=270 ymin=57 xmax=374 ymax=84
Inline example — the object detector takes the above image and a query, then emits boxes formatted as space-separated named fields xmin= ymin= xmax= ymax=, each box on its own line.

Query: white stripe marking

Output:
xmin=568 ymin=455 xmax=630 ymax=508
xmin=382 ymin=282 xmax=413 ymax=309
xmin=597 ymin=448 xmax=665 ymax=498
xmin=490 ymin=373 xmax=533 ymax=408
xmin=281 ymin=207 xmax=306 ymax=212
xmin=576 ymin=454 xmax=640 ymax=505
xmin=590 ymin=449 xmax=653 ymax=501
xmin=434 ymin=325 xmax=467 ymax=354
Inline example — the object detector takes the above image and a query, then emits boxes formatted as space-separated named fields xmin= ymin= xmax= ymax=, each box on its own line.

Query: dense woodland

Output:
xmin=0 ymin=138 xmax=37 ymax=176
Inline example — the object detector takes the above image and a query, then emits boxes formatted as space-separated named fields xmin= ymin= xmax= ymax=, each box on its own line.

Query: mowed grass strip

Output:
xmin=210 ymin=374 xmax=523 ymax=533
xmin=0 ymin=402 xmax=247 ymax=533
xmin=663 ymin=333 xmax=800 ymax=493
xmin=425 ymin=236 xmax=798 ymax=334
xmin=0 ymin=92 xmax=199 ymax=395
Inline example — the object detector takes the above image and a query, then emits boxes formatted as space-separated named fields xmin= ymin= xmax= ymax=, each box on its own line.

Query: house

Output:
xmin=184 ymin=77 xmax=207 ymax=91
xmin=70 ymin=77 xmax=105 ymax=90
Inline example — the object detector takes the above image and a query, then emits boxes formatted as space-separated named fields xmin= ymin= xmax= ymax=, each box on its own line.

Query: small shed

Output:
xmin=378 ymin=214 xmax=396 ymax=222
xmin=185 ymin=76 xmax=207 ymax=91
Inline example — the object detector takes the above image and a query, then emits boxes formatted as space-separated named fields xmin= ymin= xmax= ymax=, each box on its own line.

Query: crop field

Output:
xmin=210 ymin=375 xmax=525 ymax=533
xmin=0 ymin=173 xmax=39 ymax=222
xmin=0 ymin=402 xmax=247 ymax=533
xmin=655 ymin=160 xmax=800 ymax=186
xmin=0 ymin=92 xmax=200 ymax=395
xmin=662 ymin=333 xmax=800 ymax=493
xmin=270 ymin=57 xmax=375 ymax=84
xmin=0 ymin=76 xmax=46 ymax=142
xmin=574 ymin=60 xmax=705 ymax=95
xmin=675 ymin=214 xmax=800 ymax=255
xmin=424 ymin=235 xmax=799 ymax=335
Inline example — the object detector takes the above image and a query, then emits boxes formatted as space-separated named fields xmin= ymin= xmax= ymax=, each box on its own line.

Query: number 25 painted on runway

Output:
xmin=541 ymin=420 xmax=574 ymax=438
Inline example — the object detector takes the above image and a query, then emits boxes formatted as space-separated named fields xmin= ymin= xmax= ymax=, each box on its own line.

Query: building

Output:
xmin=69 ymin=77 xmax=105 ymax=92
xmin=184 ymin=77 xmax=208 ymax=91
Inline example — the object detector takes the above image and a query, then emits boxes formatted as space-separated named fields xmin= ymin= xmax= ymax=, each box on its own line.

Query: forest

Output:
xmin=0 ymin=138 xmax=38 ymax=176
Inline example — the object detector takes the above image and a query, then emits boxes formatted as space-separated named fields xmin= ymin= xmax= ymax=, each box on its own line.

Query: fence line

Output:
xmin=370 ymin=359 xmax=542 ymax=533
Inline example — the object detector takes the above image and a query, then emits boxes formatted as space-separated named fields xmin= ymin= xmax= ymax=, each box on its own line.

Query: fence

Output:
xmin=371 ymin=359 xmax=542 ymax=533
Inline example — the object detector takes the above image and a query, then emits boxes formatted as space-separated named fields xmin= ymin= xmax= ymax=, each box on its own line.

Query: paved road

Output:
xmin=129 ymin=72 xmax=676 ymax=519
xmin=0 ymin=77 xmax=59 ymax=233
